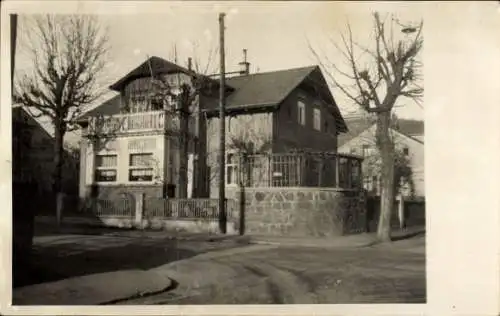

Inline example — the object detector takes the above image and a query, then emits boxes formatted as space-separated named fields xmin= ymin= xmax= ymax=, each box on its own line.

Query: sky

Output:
xmin=13 ymin=1 xmax=425 ymax=145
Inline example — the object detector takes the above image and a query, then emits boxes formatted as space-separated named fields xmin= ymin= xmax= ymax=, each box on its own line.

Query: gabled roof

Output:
xmin=78 ymin=94 xmax=121 ymax=121
xmin=12 ymin=106 xmax=53 ymax=139
xmin=337 ymin=115 xmax=376 ymax=147
xmin=224 ymin=66 xmax=317 ymax=110
xmin=110 ymin=56 xmax=193 ymax=91
xmin=13 ymin=105 xmax=81 ymax=148
xmin=338 ymin=115 xmax=424 ymax=147
xmin=398 ymin=119 xmax=424 ymax=136
xmin=206 ymin=65 xmax=347 ymax=133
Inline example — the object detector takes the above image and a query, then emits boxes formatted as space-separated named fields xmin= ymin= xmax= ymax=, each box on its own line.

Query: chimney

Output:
xmin=187 ymin=57 xmax=193 ymax=71
xmin=238 ymin=49 xmax=250 ymax=75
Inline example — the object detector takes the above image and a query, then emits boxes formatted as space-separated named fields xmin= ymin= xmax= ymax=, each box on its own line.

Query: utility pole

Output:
xmin=218 ymin=13 xmax=227 ymax=234
xmin=10 ymin=14 xmax=17 ymax=96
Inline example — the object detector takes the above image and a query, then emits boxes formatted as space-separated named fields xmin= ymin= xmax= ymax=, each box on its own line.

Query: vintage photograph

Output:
xmin=10 ymin=2 xmax=425 ymax=306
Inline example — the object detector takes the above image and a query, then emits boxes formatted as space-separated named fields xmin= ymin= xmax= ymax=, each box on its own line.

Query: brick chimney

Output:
xmin=187 ymin=57 xmax=193 ymax=71
xmin=238 ymin=49 xmax=250 ymax=75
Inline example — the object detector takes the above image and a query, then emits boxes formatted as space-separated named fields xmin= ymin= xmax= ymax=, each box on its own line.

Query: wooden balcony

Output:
xmin=85 ymin=111 xmax=182 ymax=136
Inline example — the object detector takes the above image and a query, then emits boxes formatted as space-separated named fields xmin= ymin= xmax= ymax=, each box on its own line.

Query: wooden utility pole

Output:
xmin=218 ymin=13 xmax=227 ymax=233
xmin=10 ymin=14 xmax=17 ymax=95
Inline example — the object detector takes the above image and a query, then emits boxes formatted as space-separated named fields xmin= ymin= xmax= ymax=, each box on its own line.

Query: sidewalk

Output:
xmin=246 ymin=225 xmax=425 ymax=249
xmin=12 ymin=269 xmax=173 ymax=305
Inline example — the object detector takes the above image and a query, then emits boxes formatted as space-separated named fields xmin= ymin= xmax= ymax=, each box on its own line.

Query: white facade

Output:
xmin=80 ymin=133 xmax=184 ymax=192
xmin=338 ymin=125 xmax=425 ymax=197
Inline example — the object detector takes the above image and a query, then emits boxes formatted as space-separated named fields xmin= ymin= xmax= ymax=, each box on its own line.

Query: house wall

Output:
xmin=80 ymin=134 xmax=167 ymax=198
xmin=206 ymin=111 xmax=273 ymax=198
xmin=338 ymin=125 xmax=425 ymax=197
xmin=273 ymin=87 xmax=338 ymax=153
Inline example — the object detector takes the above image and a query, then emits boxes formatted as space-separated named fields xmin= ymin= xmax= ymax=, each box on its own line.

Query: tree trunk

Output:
xmin=375 ymin=111 xmax=395 ymax=242
xmin=178 ymin=108 xmax=189 ymax=199
xmin=53 ymin=126 xmax=66 ymax=226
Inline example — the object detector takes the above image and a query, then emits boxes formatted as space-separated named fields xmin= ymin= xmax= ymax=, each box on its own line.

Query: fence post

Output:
xmin=135 ymin=192 xmax=144 ymax=228
xmin=56 ymin=192 xmax=64 ymax=227
xmin=318 ymin=157 xmax=323 ymax=187
xmin=398 ymin=194 xmax=405 ymax=230
xmin=335 ymin=155 xmax=340 ymax=188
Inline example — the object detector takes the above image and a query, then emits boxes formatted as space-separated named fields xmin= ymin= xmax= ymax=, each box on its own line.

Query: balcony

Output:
xmin=85 ymin=111 xmax=182 ymax=136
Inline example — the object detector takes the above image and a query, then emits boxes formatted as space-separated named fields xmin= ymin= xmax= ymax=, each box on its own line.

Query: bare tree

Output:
xmin=310 ymin=13 xmax=423 ymax=242
xmin=15 ymin=15 xmax=109 ymax=215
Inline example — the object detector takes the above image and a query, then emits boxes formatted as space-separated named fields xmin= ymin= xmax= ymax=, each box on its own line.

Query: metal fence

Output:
xmin=144 ymin=198 xmax=237 ymax=220
xmin=233 ymin=152 xmax=363 ymax=189
xmin=78 ymin=198 xmax=135 ymax=217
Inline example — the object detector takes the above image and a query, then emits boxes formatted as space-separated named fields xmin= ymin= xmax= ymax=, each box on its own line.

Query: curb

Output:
xmin=12 ymin=270 xmax=173 ymax=306
xmin=99 ymin=278 xmax=178 ymax=305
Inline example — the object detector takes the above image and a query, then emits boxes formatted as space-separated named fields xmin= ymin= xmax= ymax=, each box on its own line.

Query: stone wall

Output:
xmin=227 ymin=187 xmax=366 ymax=237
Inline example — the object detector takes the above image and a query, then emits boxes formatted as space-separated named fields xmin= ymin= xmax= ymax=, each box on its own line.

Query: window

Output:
xmin=362 ymin=144 xmax=375 ymax=157
xmin=297 ymin=100 xmax=306 ymax=125
xmin=150 ymin=97 xmax=164 ymax=111
xmin=313 ymin=108 xmax=321 ymax=131
xmin=403 ymin=147 xmax=409 ymax=156
xmin=129 ymin=153 xmax=154 ymax=182
xmin=95 ymin=154 xmax=117 ymax=182
xmin=226 ymin=152 xmax=239 ymax=185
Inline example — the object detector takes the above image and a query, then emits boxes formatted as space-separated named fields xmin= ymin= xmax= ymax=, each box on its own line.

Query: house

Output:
xmin=338 ymin=114 xmax=424 ymax=198
xmin=12 ymin=105 xmax=80 ymax=209
xmin=76 ymin=56 xmax=349 ymax=202
xmin=203 ymin=65 xmax=348 ymax=197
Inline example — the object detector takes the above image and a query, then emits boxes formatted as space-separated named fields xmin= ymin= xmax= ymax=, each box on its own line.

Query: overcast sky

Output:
xmin=13 ymin=1 xmax=425 ymax=144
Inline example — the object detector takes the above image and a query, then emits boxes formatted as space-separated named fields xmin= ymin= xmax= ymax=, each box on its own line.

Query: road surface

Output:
xmin=115 ymin=236 xmax=426 ymax=304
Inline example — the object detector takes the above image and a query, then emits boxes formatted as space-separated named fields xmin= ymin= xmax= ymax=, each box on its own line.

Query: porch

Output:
xmin=226 ymin=152 xmax=364 ymax=190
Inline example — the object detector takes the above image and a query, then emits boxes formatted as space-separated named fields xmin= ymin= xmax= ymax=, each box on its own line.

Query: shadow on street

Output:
xmin=391 ymin=229 xmax=425 ymax=241
xmin=14 ymin=222 xmax=238 ymax=288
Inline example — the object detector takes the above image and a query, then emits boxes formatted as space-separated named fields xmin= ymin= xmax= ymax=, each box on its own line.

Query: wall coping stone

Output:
xmin=230 ymin=186 xmax=359 ymax=193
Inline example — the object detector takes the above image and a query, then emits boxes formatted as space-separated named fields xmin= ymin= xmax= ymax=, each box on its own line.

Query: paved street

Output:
xmin=15 ymin=223 xmax=425 ymax=305
xmin=115 ymin=235 xmax=426 ymax=305
xmin=15 ymin=224 xmax=250 ymax=288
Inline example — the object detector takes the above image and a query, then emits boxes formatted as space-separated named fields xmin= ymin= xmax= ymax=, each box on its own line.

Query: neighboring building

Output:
xmin=338 ymin=115 xmax=425 ymax=198
xmin=77 ymin=56 xmax=349 ymax=201
xmin=12 ymin=105 xmax=79 ymax=206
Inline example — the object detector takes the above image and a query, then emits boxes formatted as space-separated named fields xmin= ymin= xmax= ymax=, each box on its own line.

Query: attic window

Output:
xmin=403 ymin=147 xmax=409 ymax=156
xmin=313 ymin=108 xmax=321 ymax=131
xmin=297 ymin=100 xmax=305 ymax=126
xmin=362 ymin=144 xmax=375 ymax=157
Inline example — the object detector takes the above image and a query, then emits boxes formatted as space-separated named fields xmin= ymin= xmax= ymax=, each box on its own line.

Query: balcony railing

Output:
xmin=86 ymin=111 xmax=182 ymax=135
